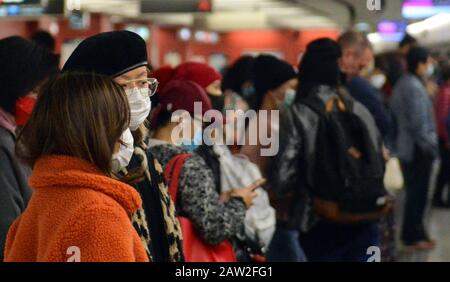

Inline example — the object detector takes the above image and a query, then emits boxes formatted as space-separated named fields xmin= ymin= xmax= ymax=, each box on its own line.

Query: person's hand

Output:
xmin=426 ymin=80 xmax=438 ymax=97
xmin=382 ymin=147 xmax=390 ymax=162
xmin=219 ymin=191 xmax=232 ymax=203
xmin=229 ymin=188 xmax=257 ymax=209
xmin=382 ymin=202 xmax=393 ymax=215
xmin=313 ymin=198 xmax=393 ymax=223
xmin=229 ymin=179 xmax=266 ymax=209
xmin=313 ymin=199 xmax=340 ymax=221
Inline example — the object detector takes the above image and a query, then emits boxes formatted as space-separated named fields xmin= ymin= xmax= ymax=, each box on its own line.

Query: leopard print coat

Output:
xmin=128 ymin=145 xmax=184 ymax=262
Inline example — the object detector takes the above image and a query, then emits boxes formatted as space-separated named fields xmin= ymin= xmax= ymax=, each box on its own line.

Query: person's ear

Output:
xmin=113 ymin=142 xmax=120 ymax=154
xmin=206 ymin=80 xmax=222 ymax=96
xmin=338 ymin=57 xmax=346 ymax=72
xmin=267 ymin=89 xmax=277 ymax=101
xmin=416 ymin=62 xmax=425 ymax=76
xmin=272 ymin=87 xmax=286 ymax=101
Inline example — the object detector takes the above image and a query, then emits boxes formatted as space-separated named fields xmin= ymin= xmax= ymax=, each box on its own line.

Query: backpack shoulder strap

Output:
xmin=300 ymin=96 xmax=325 ymax=116
xmin=164 ymin=153 xmax=191 ymax=204
xmin=301 ymin=87 xmax=354 ymax=116
xmin=336 ymin=86 xmax=355 ymax=112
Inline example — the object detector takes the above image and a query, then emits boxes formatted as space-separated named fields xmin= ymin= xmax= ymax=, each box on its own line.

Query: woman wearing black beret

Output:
xmin=63 ymin=30 xmax=183 ymax=262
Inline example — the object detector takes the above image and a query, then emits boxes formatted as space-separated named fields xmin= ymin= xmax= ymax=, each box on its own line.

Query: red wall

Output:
xmin=154 ymin=27 xmax=340 ymax=67
xmin=53 ymin=13 xmax=110 ymax=52
xmin=0 ymin=20 xmax=35 ymax=39
xmin=0 ymin=14 xmax=115 ymax=52
xmin=0 ymin=17 xmax=339 ymax=67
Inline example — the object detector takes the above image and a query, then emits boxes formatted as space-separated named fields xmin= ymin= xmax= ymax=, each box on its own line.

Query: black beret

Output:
xmin=62 ymin=30 xmax=148 ymax=77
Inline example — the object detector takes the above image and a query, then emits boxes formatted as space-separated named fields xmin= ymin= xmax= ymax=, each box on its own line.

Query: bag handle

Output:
xmin=164 ymin=153 xmax=191 ymax=204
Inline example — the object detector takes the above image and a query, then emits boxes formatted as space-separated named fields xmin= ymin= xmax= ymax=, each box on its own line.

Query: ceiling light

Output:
xmin=407 ymin=13 xmax=450 ymax=36
xmin=179 ymin=28 xmax=191 ymax=41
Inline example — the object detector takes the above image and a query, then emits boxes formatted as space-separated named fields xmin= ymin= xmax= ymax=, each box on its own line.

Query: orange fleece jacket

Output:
xmin=4 ymin=155 xmax=149 ymax=262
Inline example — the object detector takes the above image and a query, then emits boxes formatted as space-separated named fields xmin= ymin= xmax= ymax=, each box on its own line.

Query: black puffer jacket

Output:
xmin=269 ymin=85 xmax=382 ymax=231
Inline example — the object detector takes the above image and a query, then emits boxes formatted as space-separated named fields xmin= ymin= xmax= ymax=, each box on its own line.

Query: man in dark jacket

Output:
xmin=338 ymin=31 xmax=392 ymax=142
xmin=390 ymin=47 xmax=438 ymax=250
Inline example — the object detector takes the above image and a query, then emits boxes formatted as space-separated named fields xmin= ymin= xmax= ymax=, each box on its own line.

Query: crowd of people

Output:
xmin=0 ymin=28 xmax=448 ymax=262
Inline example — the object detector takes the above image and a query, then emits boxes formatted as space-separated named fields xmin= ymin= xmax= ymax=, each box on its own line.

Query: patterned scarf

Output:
xmin=131 ymin=146 xmax=184 ymax=262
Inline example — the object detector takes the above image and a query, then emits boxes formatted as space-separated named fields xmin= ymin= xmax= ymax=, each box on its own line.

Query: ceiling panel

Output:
xmin=338 ymin=0 xmax=404 ymax=28
xmin=80 ymin=0 xmax=139 ymax=17
xmin=78 ymin=0 xmax=341 ymax=30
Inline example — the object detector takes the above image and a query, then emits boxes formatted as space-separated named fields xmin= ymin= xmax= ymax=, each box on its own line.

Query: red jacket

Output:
xmin=4 ymin=155 xmax=149 ymax=262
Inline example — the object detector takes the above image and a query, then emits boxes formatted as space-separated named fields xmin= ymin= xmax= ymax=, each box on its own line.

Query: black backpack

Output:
xmin=301 ymin=92 xmax=387 ymax=214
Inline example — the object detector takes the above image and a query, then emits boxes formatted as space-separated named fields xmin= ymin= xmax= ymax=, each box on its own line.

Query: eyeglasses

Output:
xmin=120 ymin=78 xmax=159 ymax=97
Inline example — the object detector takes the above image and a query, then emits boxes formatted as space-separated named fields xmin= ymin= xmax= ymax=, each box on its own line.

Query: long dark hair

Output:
xmin=296 ymin=38 xmax=342 ymax=102
xmin=222 ymin=55 xmax=255 ymax=93
xmin=16 ymin=72 xmax=130 ymax=175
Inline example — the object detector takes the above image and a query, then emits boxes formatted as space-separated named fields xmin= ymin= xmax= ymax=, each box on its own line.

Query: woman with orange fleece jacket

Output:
xmin=3 ymin=72 xmax=149 ymax=262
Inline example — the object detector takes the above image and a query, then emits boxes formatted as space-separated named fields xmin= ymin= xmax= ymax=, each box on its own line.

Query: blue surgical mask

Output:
xmin=241 ymin=85 xmax=255 ymax=98
xmin=181 ymin=129 xmax=203 ymax=152
xmin=284 ymin=89 xmax=296 ymax=107
xmin=426 ymin=64 xmax=434 ymax=78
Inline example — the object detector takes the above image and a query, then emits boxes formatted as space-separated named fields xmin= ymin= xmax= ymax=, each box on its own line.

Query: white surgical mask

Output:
xmin=111 ymin=129 xmax=134 ymax=173
xmin=425 ymin=64 xmax=435 ymax=79
xmin=370 ymin=74 xmax=386 ymax=90
xmin=125 ymin=87 xmax=151 ymax=131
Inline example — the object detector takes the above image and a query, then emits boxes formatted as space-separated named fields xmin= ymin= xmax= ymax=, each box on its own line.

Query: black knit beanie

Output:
xmin=298 ymin=38 xmax=342 ymax=87
xmin=0 ymin=36 xmax=59 ymax=114
xmin=62 ymin=30 xmax=148 ymax=77
xmin=249 ymin=55 xmax=296 ymax=110
xmin=253 ymin=55 xmax=296 ymax=96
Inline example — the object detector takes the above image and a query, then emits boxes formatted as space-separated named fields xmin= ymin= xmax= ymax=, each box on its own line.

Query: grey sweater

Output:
xmin=0 ymin=127 xmax=32 ymax=261
xmin=390 ymin=74 xmax=438 ymax=161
